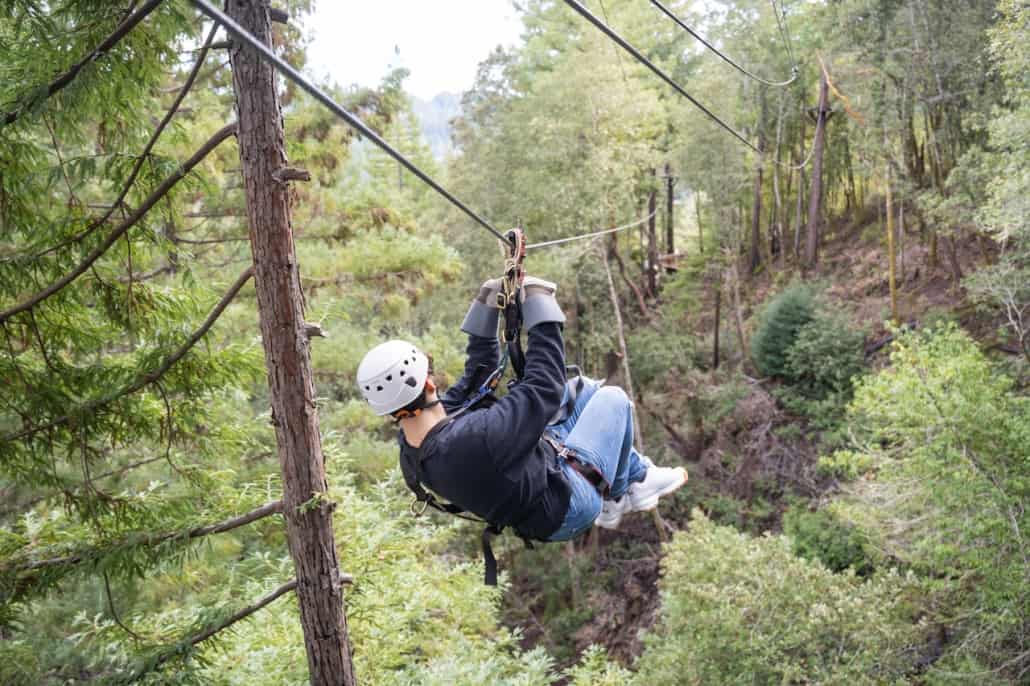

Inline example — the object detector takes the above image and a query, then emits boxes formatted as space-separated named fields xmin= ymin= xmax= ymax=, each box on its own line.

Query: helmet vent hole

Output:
xmin=376 ymin=385 xmax=383 ymax=391
xmin=404 ymin=360 xmax=409 ymax=365
xmin=400 ymin=370 xmax=405 ymax=376
xmin=386 ymin=375 xmax=392 ymax=381
xmin=364 ymin=385 xmax=370 ymax=391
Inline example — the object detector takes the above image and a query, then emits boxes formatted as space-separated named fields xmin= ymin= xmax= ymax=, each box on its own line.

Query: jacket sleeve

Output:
xmin=481 ymin=322 xmax=566 ymax=470
xmin=440 ymin=334 xmax=500 ymax=412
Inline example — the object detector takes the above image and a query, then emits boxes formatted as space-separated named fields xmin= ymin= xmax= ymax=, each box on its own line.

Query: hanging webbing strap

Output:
xmin=482 ymin=524 xmax=502 ymax=586
xmin=498 ymin=228 xmax=527 ymax=382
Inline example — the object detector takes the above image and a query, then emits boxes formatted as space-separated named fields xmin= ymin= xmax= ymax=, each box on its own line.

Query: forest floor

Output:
xmin=501 ymin=209 xmax=1006 ymax=674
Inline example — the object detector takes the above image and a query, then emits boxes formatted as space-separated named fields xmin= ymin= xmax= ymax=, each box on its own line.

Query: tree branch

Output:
xmin=0 ymin=123 xmax=237 ymax=325
xmin=15 ymin=500 xmax=283 ymax=572
xmin=33 ymin=22 xmax=222 ymax=260
xmin=1 ymin=0 xmax=166 ymax=128
xmin=147 ymin=580 xmax=300 ymax=673
xmin=1 ymin=265 xmax=253 ymax=443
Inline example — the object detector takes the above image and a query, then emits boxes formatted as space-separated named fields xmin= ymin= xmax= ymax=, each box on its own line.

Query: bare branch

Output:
xmin=272 ymin=166 xmax=310 ymax=183
xmin=1 ymin=0 xmax=166 ymax=128
xmin=0 ymin=123 xmax=237 ymax=325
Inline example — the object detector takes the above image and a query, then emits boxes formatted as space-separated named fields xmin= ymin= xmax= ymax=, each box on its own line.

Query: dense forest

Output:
xmin=1 ymin=0 xmax=1027 ymax=684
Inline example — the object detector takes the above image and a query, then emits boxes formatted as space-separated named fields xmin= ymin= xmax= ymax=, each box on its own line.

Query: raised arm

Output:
xmin=439 ymin=279 xmax=502 ymax=412
xmin=482 ymin=277 xmax=567 ymax=469
xmin=440 ymin=334 xmax=499 ymax=411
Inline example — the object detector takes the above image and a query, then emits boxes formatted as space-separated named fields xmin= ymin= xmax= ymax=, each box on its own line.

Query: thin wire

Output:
xmin=648 ymin=0 xmax=798 ymax=87
xmin=526 ymin=208 xmax=658 ymax=250
xmin=570 ymin=0 xmax=813 ymax=170
xmin=189 ymin=0 xmax=509 ymax=246
xmin=770 ymin=0 xmax=798 ymax=70
xmin=562 ymin=0 xmax=760 ymax=154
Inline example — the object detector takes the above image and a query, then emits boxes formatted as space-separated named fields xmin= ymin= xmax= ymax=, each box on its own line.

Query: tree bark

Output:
xmin=226 ymin=2 xmax=356 ymax=684
xmin=599 ymin=245 xmax=643 ymax=451
xmin=749 ymin=91 xmax=767 ymax=275
xmin=647 ymin=170 xmax=658 ymax=296
xmin=695 ymin=193 xmax=704 ymax=256
xmin=804 ymin=71 xmax=829 ymax=268
xmin=771 ymin=92 xmax=785 ymax=269
xmin=712 ymin=282 xmax=721 ymax=370
xmin=885 ymin=155 xmax=899 ymax=326
xmin=609 ymin=233 xmax=648 ymax=317
xmin=664 ymin=162 xmax=675 ymax=263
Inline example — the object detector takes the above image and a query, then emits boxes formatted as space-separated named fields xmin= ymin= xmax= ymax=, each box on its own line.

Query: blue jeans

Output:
xmin=546 ymin=379 xmax=648 ymax=541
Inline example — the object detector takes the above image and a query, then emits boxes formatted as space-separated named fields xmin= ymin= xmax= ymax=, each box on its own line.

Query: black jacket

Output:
xmin=399 ymin=323 xmax=572 ymax=540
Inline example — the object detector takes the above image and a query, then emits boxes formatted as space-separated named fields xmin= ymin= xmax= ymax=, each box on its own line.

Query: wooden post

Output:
xmin=664 ymin=162 xmax=675 ymax=263
xmin=804 ymin=70 xmax=829 ymax=268
xmin=647 ymin=169 xmax=658 ymax=296
xmin=226 ymin=2 xmax=356 ymax=684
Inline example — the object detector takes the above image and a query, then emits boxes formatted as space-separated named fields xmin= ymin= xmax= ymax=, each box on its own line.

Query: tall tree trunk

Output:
xmin=712 ymin=282 xmax=721 ymax=370
xmin=226 ymin=2 xmax=356 ymax=684
xmin=748 ymin=151 xmax=764 ymax=275
xmin=664 ymin=162 xmax=675 ymax=264
xmin=695 ymin=192 xmax=704 ymax=256
xmin=885 ymin=155 xmax=899 ymax=326
xmin=804 ymin=71 xmax=829 ymax=268
xmin=600 ymin=245 xmax=643 ymax=450
xmin=647 ymin=170 xmax=658 ymax=296
xmin=608 ymin=210 xmax=648 ymax=316
xmin=771 ymin=92 xmax=785 ymax=269
xmin=726 ymin=255 xmax=748 ymax=365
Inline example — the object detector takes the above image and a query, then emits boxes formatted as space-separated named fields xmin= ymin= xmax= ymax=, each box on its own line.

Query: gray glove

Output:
xmin=460 ymin=278 xmax=502 ymax=338
xmin=521 ymin=276 xmax=565 ymax=330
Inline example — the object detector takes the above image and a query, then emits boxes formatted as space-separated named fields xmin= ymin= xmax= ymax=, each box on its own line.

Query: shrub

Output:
xmin=750 ymin=283 xmax=815 ymax=378
xmin=785 ymin=312 xmax=866 ymax=399
xmin=627 ymin=327 xmax=694 ymax=387
xmin=834 ymin=324 xmax=1030 ymax=677
xmin=632 ymin=511 xmax=923 ymax=685
xmin=783 ymin=505 xmax=873 ymax=575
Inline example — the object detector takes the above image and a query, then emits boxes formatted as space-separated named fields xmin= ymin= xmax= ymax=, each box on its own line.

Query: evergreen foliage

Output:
xmin=834 ymin=325 xmax=1030 ymax=677
xmin=750 ymin=282 xmax=815 ymax=377
xmin=633 ymin=511 xmax=923 ymax=684
xmin=783 ymin=505 xmax=873 ymax=575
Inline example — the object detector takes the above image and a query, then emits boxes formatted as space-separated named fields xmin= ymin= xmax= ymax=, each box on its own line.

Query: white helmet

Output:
xmin=356 ymin=340 xmax=430 ymax=415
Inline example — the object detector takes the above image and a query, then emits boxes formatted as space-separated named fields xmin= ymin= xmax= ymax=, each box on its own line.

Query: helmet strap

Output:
xmin=392 ymin=398 xmax=441 ymax=423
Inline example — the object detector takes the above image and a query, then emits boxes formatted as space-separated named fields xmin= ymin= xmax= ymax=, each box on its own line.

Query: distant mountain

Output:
xmin=410 ymin=92 xmax=462 ymax=160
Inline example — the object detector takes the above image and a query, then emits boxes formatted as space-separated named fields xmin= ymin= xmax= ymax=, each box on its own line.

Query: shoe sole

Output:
xmin=594 ymin=515 xmax=623 ymax=530
xmin=630 ymin=469 xmax=688 ymax=512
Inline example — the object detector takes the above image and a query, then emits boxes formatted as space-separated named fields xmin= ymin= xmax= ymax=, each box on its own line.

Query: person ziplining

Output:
xmin=356 ymin=232 xmax=687 ymax=584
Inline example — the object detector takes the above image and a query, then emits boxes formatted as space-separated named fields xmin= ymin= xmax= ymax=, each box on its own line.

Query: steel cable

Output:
xmin=526 ymin=208 xmax=658 ymax=250
xmin=190 ymin=0 xmax=510 ymax=246
xmin=647 ymin=0 xmax=798 ymax=87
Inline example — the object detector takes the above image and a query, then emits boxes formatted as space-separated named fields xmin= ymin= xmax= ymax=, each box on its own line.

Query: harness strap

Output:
xmin=542 ymin=434 xmax=611 ymax=498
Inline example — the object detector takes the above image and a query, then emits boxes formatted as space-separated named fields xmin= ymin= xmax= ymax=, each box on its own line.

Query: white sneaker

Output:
xmin=594 ymin=496 xmax=632 ymax=530
xmin=628 ymin=464 xmax=688 ymax=511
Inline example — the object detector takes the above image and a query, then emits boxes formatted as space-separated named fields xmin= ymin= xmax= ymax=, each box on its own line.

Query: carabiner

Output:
xmin=410 ymin=497 xmax=430 ymax=517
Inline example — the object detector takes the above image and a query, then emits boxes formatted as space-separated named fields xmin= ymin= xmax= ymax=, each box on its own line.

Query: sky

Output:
xmin=303 ymin=1 xmax=524 ymax=100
